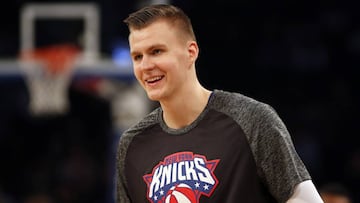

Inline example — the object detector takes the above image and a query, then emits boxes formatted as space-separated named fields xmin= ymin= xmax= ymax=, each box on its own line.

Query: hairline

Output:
xmin=123 ymin=4 xmax=196 ymax=42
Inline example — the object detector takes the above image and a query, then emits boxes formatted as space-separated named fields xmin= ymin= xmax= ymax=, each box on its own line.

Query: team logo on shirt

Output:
xmin=143 ymin=151 xmax=220 ymax=203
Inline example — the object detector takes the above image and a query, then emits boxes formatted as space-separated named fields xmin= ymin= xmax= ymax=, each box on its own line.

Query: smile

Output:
xmin=145 ymin=76 xmax=164 ymax=83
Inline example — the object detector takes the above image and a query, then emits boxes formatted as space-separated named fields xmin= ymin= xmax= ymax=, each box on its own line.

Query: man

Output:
xmin=117 ymin=4 xmax=324 ymax=203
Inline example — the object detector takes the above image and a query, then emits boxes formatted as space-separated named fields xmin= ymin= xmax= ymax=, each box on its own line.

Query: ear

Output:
xmin=187 ymin=41 xmax=199 ymax=63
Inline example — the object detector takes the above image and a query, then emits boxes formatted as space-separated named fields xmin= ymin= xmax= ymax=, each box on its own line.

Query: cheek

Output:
xmin=133 ymin=67 xmax=142 ymax=82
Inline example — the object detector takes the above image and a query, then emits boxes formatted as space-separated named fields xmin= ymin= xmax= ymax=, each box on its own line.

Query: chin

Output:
xmin=146 ymin=91 xmax=161 ymax=101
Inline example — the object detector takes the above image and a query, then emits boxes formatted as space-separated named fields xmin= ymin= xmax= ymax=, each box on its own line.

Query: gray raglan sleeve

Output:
xmin=210 ymin=90 xmax=311 ymax=202
xmin=245 ymin=102 xmax=311 ymax=203
xmin=116 ymin=131 xmax=132 ymax=203
xmin=115 ymin=108 xmax=160 ymax=203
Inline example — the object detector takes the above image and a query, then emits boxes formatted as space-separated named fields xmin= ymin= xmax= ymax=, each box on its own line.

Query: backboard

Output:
xmin=0 ymin=2 xmax=151 ymax=129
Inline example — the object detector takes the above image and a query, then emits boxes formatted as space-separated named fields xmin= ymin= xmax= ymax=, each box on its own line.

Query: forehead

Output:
xmin=129 ymin=20 xmax=179 ymax=50
xmin=130 ymin=20 xmax=173 ymax=37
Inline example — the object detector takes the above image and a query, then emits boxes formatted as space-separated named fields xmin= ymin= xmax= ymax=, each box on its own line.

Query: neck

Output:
xmin=160 ymin=85 xmax=211 ymax=129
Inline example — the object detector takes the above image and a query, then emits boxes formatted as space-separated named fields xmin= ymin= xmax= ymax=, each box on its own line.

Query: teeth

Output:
xmin=146 ymin=76 xmax=162 ymax=82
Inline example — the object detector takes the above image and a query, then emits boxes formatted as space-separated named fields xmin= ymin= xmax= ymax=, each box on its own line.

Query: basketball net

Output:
xmin=19 ymin=44 xmax=80 ymax=116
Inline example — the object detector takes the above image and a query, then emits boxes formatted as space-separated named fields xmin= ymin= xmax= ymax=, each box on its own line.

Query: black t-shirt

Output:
xmin=117 ymin=89 xmax=311 ymax=203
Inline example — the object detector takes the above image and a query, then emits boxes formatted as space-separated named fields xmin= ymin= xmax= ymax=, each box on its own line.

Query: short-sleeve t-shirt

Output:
xmin=116 ymin=89 xmax=311 ymax=203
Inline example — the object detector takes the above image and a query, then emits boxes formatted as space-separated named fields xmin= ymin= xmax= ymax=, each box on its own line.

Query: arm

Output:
xmin=286 ymin=180 xmax=324 ymax=203
xmin=244 ymin=102 xmax=316 ymax=202
xmin=116 ymin=134 xmax=132 ymax=203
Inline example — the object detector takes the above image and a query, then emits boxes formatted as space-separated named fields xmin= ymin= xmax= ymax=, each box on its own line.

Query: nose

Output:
xmin=140 ymin=55 xmax=155 ymax=71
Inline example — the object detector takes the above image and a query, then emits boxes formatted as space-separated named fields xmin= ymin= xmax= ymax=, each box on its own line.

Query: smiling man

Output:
xmin=116 ymin=4 xmax=324 ymax=203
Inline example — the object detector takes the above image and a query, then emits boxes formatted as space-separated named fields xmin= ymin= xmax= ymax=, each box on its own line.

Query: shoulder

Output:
xmin=209 ymin=89 xmax=277 ymax=124
xmin=209 ymin=89 xmax=287 ymax=143
xmin=120 ymin=107 xmax=161 ymax=142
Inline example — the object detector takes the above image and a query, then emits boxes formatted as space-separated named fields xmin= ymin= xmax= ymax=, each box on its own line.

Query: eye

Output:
xmin=152 ymin=49 xmax=162 ymax=55
xmin=133 ymin=54 xmax=143 ymax=61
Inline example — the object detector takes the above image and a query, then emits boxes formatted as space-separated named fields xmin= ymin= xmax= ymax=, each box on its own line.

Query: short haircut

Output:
xmin=123 ymin=4 xmax=196 ymax=41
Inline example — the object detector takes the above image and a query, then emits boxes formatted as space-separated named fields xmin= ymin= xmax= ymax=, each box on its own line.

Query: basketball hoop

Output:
xmin=19 ymin=44 xmax=80 ymax=116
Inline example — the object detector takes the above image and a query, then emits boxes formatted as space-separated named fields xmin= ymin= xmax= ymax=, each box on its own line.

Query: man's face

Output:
xmin=128 ymin=20 xmax=193 ymax=102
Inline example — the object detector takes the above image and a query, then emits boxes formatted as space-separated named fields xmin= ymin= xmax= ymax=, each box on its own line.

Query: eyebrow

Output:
xmin=130 ymin=43 xmax=166 ymax=56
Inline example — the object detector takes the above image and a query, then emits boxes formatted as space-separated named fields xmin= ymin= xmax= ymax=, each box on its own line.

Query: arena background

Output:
xmin=0 ymin=0 xmax=359 ymax=202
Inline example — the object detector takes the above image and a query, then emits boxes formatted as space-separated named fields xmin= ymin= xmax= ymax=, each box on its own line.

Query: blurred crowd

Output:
xmin=0 ymin=82 xmax=116 ymax=203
